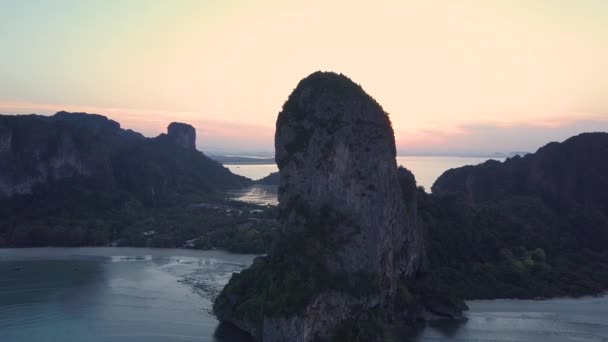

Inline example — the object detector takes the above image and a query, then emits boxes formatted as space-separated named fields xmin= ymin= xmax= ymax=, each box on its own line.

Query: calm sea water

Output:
xmin=224 ymin=164 xmax=279 ymax=182
xmin=0 ymin=248 xmax=255 ymax=342
xmin=1 ymin=247 xmax=607 ymax=342
xmin=225 ymin=156 xmax=505 ymax=205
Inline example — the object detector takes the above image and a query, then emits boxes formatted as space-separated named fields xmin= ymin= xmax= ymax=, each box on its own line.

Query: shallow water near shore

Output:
xmin=0 ymin=248 xmax=255 ymax=342
xmin=1 ymin=247 xmax=607 ymax=342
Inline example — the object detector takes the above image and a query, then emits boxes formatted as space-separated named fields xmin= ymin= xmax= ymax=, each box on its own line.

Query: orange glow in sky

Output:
xmin=1 ymin=0 xmax=607 ymax=154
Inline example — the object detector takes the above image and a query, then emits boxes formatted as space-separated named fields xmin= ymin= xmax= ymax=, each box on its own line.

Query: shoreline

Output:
xmin=2 ymin=246 xmax=606 ymax=303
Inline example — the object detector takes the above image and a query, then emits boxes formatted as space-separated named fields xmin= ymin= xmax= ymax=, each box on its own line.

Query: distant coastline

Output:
xmin=220 ymin=155 xmax=512 ymax=190
xmin=210 ymin=155 xmax=275 ymax=164
xmin=210 ymin=152 xmax=528 ymax=165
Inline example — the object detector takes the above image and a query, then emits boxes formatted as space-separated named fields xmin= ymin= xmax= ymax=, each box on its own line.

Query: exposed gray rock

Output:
xmin=215 ymin=71 xmax=425 ymax=341
xmin=167 ymin=122 xmax=196 ymax=150
xmin=0 ymin=113 xmax=104 ymax=198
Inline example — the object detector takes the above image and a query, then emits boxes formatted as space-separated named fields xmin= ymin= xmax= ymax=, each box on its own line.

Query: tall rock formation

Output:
xmin=167 ymin=122 xmax=196 ymax=150
xmin=274 ymin=71 xmax=424 ymax=285
xmin=214 ymin=72 xmax=426 ymax=341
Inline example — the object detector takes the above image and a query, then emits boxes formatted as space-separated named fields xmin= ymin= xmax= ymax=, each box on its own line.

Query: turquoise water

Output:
xmin=2 ymin=247 xmax=607 ymax=342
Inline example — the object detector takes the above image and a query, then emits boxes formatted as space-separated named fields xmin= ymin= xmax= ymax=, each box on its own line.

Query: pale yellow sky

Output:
xmin=1 ymin=0 xmax=607 ymax=153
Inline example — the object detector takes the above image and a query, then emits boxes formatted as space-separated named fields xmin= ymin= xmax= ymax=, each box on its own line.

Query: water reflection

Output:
xmin=226 ymin=184 xmax=278 ymax=205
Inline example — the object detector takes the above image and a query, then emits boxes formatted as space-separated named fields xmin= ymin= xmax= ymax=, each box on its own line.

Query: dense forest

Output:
xmin=421 ymin=133 xmax=608 ymax=299
xmin=0 ymin=175 xmax=278 ymax=254
xmin=419 ymin=190 xmax=608 ymax=299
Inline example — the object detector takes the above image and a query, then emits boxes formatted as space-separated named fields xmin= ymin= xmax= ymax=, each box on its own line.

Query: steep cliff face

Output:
xmin=422 ymin=133 xmax=608 ymax=298
xmin=432 ymin=132 xmax=608 ymax=214
xmin=274 ymin=71 xmax=423 ymax=285
xmin=0 ymin=112 xmax=116 ymax=199
xmin=167 ymin=122 xmax=196 ymax=150
xmin=0 ymin=112 xmax=249 ymax=202
xmin=215 ymin=72 xmax=427 ymax=341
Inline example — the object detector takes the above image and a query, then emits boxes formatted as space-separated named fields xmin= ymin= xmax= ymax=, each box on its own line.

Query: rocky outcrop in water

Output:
xmin=214 ymin=72 xmax=434 ymax=341
xmin=0 ymin=112 xmax=249 ymax=202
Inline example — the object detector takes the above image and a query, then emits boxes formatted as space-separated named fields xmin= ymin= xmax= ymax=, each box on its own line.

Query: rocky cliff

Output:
xmin=214 ymin=72 xmax=434 ymax=341
xmin=274 ymin=71 xmax=424 ymax=284
xmin=166 ymin=122 xmax=196 ymax=150
xmin=432 ymin=132 xmax=608 ymax=215
xmin=0 ymin=111 xmax=250 ymax=203
xmin=422 ymin=132 xmax=608 ymax=298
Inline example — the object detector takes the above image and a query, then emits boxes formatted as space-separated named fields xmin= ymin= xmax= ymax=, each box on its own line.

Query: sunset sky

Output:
xmin=1 ymin=0 xmax=607 ymax=155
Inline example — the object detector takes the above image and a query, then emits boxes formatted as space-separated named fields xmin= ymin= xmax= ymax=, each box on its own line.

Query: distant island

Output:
xmin=209 ymin=152 xmax=529 ymax=165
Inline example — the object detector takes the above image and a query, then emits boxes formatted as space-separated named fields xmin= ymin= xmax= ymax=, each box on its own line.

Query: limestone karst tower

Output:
xmin=215 ymin=72 xmax=424 ymax=341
